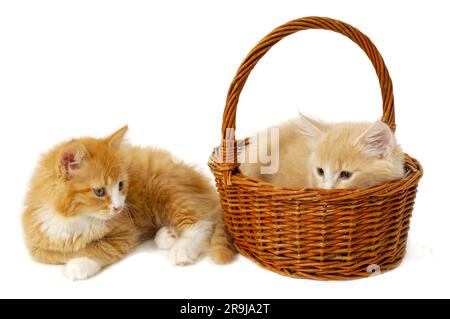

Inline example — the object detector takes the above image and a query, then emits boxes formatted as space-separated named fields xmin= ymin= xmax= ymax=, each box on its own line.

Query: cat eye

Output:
xmin=118 ymin=181 xmax=124 ymax=191
xmin=317 ymin=167 xmax=324 ymax=176
xmin=339 ymin=171 xmax=353 ymax=179
xmin=93 ymin=187 xmax=106 ymax=197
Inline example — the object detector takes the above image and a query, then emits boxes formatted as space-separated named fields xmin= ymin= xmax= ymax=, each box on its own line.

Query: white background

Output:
xmin=0 ymin=0 xmax=448 ymax=299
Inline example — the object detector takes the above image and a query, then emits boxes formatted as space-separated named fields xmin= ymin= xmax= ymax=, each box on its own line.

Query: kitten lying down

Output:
xmin=22 ymin=126 xmax=234 ymax=280
xmin=239 ymin=113 xmax=405 ymax=189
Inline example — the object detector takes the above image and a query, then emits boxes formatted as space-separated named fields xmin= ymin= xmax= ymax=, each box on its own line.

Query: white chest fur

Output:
xmin=36 ymin=206 xmax=107 ymax=242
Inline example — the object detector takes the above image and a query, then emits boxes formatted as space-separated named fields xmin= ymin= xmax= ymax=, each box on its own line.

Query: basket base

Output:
xmin=234 ymin=243 xmax=407 ymax=280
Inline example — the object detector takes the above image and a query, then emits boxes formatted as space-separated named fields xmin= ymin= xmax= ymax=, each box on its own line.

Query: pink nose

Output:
xmin=113 ymin=206 xmax=123 ymax=213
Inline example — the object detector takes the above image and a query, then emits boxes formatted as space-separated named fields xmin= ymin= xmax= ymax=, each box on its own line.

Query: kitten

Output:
xmin=239 ymin=113 xmax=405 ymax=189
xmin=22 ymin=126 xmax=234 ymax=280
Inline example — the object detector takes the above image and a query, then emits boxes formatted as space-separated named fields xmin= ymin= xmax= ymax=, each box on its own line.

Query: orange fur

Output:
xmin=22 ymin=126 xmax=234 ymax=279
xmin=240 ymin=114 xmax=405 ymax=189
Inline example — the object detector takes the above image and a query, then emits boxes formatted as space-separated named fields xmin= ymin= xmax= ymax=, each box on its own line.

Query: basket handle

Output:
xmin=221 ymin=16 xmax=395 ymax=140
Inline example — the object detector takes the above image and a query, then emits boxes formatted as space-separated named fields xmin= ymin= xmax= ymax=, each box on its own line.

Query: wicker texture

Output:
xmin=209 ymin=17 xmax=423 ymax=280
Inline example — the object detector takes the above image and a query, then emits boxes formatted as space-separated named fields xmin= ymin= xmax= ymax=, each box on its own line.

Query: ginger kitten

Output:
xmin=22 ymin=126 xmax=234 ymax=280
xmin=239 ymin=113 xmax=405 ymax=189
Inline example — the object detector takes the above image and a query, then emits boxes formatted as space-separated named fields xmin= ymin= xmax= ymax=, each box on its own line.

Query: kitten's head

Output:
xmin=297 ymin=114 xmax=405 ymax=189
xmin=52 ymin=126 xmax=129 ymax=220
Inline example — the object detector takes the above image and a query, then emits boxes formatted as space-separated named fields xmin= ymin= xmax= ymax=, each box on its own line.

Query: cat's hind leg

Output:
xmin=154 ymin=226 xmax=178 ymax=250
xmin=169 ymin=220 xmax=214 ymax=266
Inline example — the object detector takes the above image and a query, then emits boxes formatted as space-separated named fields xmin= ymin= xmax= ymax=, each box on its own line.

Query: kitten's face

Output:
xmin=55 ymin=126 xmax=129 ymax=220
xmin=74 ymin=158 xmax=128 ymax=221
xmin=298 ymin=115 xmax=404 ymax=189
xmin=309 ymin=139 xmax=380 ymax=189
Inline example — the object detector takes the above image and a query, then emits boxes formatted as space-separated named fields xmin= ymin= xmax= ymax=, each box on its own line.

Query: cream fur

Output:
xmin=154 ymin=226 xmax=177 ymax=250
xmin=169 ymin=221 xmax=214 ymax=265
xmin=240 ymin=114 xmax=405 ymax=189
xmin=36 ymin=206 xmax=106 ymax=243
xmin=64 ymin=257 xmax=101 ymax=281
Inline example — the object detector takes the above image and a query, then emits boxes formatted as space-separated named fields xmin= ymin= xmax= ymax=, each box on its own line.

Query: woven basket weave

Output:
xmin=208 ymin=17 xmax=423 ymax=280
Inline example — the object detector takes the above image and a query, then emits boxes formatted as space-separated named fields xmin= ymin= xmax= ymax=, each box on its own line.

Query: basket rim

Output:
xmin=208 ymin=153 xmax=423 ymax=200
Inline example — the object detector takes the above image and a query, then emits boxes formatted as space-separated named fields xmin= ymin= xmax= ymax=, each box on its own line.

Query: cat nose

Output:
xmin=323 ymin=181 xmax=335 ymax=189
xmin=112 ymin=205 xmax=123 ymax=213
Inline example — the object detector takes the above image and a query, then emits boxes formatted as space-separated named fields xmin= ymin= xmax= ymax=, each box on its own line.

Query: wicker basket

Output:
xmin=208 ymin=17 xmax=423 ymax=280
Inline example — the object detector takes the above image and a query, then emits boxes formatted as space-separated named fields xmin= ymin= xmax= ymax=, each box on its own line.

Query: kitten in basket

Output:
xmin=239 ymin=113 xmax=405 ymax=189
xmin=22 ymin=126 xmax=234 ymax=280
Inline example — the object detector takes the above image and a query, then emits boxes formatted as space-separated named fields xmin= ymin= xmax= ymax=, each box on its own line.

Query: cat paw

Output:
xmin=169 ymin=239 xmax=200 ymax=266
xmin=155 ymin=226 xmax=177 ymax=250
xmin=64 ymin=257 xmax=101 ymax=281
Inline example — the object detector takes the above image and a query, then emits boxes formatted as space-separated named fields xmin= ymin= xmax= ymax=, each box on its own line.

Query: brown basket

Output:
xmin=208 ymin=17 xmax=423 ymax=280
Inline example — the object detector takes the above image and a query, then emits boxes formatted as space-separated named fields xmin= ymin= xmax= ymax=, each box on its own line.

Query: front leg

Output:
xmin=63 ymin=257 xmax=101 ymax=281
xmin=30 ymin=226 xmax=140 ymax=280
xmin=65 ymin=227 xmax=140 ymax=280
xmin=29 ymin=246 xmax=101 ymax=281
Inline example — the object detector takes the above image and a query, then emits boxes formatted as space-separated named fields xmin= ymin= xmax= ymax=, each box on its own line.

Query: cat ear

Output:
xmin=105 ymin=125 xmax=128 ymax=149
xmin=58 ymin=142 xmax=88 ymax=179
xmin=296 ymin=112 xmax=324 ymax=147
xmin=357 ymin=121 xmax=394 ymax=158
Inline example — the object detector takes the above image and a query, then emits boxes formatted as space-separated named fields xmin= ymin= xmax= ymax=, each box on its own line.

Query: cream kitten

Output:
xmin=239 ymin=114 xmax=405 ymax=189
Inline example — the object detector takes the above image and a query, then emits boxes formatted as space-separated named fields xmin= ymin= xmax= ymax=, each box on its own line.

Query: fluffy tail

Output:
xmin=209 ymin=216 xmax=235 ymax=264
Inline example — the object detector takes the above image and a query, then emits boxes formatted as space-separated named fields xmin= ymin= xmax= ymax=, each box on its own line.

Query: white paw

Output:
xmin=169 ymin=239 xmax=201 ymax=266
xmin=64 ymin=257 xmax=101 ymax=281
xmin=154 ymin=226 xmax=177 ymax=250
